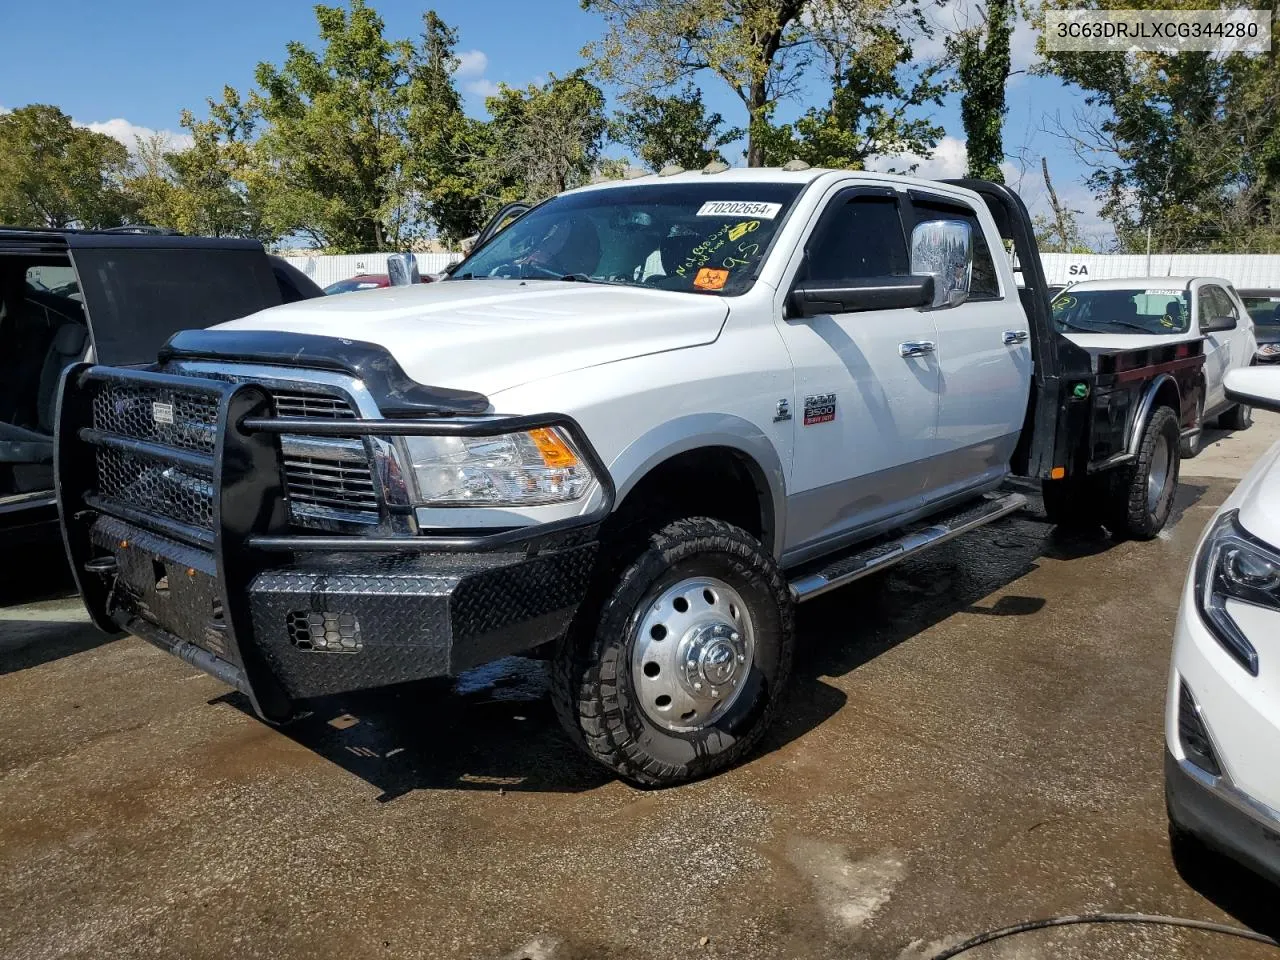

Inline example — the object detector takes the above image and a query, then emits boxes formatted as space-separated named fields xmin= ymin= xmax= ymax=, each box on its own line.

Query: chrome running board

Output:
xmin=788 ymin=492 xmax=1028 ymax=603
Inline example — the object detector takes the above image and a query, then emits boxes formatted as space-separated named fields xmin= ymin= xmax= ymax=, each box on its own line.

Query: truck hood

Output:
xmin=1061 ymin=332 xmax=1202 ymax=354
xmin=215 ymin=279 xmax=729 ymax=395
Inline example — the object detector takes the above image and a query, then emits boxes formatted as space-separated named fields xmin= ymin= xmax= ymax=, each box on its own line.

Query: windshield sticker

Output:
xmin=696 ymin=201 xmax=781 ymax=219
xmin=1147 ymin=289 xmax=1182 ymax=296
xmin=694 ymin=267 xmax=729 ymax=290
xmin=673 ymin=220 xmax=767 ymax=282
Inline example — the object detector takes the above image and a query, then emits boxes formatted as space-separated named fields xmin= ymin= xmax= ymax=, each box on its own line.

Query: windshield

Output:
xmin=1052 ymin=286 xmax=1192 ymax=335
xmin=448 ymin=182 xmax=805 ymax=295
xmin=1243 ymin=294 xmax=1280 ymax=329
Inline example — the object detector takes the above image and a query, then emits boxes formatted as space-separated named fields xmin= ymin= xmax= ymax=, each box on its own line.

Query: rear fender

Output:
xmin=1128 ymin=373 xmax=1182 ymax=455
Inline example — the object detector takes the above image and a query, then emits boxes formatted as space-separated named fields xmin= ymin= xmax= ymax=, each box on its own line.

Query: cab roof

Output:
xmin=562 ymin=165 xmax=985 ymax=198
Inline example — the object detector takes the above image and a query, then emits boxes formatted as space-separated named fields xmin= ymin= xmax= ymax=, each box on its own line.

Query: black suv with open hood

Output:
xmin=0 ymin=226 xmax=322 ymax=546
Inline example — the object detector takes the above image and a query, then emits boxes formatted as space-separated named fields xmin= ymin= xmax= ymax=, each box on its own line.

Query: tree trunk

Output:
xmin=1042 ymin=157 xmax=1070 ymax=250
xmin=746 ymin=80 xmax=767 ymax=167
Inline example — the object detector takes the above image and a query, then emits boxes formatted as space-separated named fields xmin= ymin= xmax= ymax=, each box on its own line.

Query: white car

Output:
xmin=1166 ymin=365 xmax=1280 ymax=884
xmin=1053 ymin=277 xmax=1257 ymax=456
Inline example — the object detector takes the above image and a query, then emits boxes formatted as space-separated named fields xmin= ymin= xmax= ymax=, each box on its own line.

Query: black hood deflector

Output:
xmin=160 ymin=329 xmax=491 ymax=418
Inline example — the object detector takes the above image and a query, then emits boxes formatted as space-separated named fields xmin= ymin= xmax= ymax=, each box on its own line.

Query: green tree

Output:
xmin=405 ymin=11 xmax=485 ymax=244
xmin=950 ymin=0 xmax=1012 ymax=181
xmin=582 ymin=0 xmax=932 ymax=167
xmin=245 ymin=1 xmax=462 ymax=251
xmin=612 ymin=85 xmax=742 ymax=171
xmin=0 ymin=104 xmax=135 ymax=229
xmin=128 ymin=89 xmax=275 ymax=240
xmin=476 ymin=71 xmax=610 ymax=201
xmin=1038 ymin=0 xmax=1280 ymax=252
xmin=753 ymin=28 xmax=949 ymax=168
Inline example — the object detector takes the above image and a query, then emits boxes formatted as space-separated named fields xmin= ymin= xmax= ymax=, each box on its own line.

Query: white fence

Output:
xmin=279 ymin=250 xmax=1280 ymax=292
xmin=1042 ymin=253 xmax=1280 ymax=288
xmin=279 ymin=252 xmax=460 ymax=288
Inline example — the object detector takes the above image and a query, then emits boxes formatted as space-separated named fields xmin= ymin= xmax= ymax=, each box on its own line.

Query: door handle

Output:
xmin=1003 ymin=330 xmax=1029 ymax=345
xmin=899 ymin=340 xmax=935 ymax=358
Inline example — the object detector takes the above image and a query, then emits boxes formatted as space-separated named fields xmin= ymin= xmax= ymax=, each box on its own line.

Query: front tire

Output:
xmin=1105 ymin=405 xmax=1180 ymax=540
xmin=552 ymin=517 xmax=795 ymax=787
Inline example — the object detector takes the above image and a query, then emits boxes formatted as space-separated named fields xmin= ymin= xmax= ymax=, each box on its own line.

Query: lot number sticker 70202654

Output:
xmin=696 ymin=201 xmax=782 ymax=219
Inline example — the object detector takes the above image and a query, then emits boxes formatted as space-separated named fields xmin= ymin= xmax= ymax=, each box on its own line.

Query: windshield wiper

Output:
xmin=519 ymin=273 xmax=632 ymax=286
xmin=1100 ymin=318 xmax=1167 ymax=333
xmin=1055 ymin=318 xmax=1095 ymax=332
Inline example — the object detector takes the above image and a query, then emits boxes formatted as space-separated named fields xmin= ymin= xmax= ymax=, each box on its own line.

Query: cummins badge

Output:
xmin=803 ymin=394 xmax=836 ymax=425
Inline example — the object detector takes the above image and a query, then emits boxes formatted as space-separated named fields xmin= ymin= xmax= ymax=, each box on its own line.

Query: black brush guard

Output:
xmin=55 ymin=363 xmax=612 ymax=721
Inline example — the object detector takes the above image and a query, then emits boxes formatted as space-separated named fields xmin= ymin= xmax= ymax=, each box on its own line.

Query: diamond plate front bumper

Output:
xmin=86 ymin=516 xmax=597 ymax=705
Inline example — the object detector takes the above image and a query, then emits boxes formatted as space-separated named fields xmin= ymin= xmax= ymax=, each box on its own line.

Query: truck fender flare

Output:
xmin=610 ymin=414 xmax=786 ymax=558
xmin=1128 ymin=373 xmax=1181 ymax=456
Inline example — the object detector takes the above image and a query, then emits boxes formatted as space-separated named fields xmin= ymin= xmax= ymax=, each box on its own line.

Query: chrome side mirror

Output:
xmin=911 ymin=219 xmax=973 ymax=309
xmin=386 ymin=252 xmax=421 ymax=287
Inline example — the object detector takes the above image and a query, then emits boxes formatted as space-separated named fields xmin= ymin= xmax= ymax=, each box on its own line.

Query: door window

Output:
xmin=1200 ymin=285 xmax=1235 ymax=326
xmin=802 ymin=195 xmax=909 ymax=284
xmin=909 ymin=198 xmax=1001 ymax=300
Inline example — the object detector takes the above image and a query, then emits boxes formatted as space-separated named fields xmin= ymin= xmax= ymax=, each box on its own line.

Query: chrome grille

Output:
xmin=280 ymin=437 xmax=380 ymax=526
xmin=273 ymin=392 xmax=357 ymax=420
xmin=270 ymin=393 xmax=380 ymax=529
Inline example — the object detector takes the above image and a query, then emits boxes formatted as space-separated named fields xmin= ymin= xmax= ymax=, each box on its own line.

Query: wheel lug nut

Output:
xmin=710 ymin=688 xmax=719 ymax=697
xmin=736 ymin=654 xmax=745 ymax=663
xmin=693 ymin=681 xmax=703 ymax=691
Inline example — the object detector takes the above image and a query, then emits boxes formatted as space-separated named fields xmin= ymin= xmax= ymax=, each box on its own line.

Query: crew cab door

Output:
xmin=774 ymin=186 xmax=940 ymax=562
xmin=1195 ymin=282 xmax=1236 ymax=412
xmin=906 ymin=191 xmax=1032 ymax=502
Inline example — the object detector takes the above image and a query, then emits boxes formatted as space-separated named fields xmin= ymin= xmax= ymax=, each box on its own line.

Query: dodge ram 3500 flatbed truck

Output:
xmin=57 ymin=167 xmax=1204 ymax=786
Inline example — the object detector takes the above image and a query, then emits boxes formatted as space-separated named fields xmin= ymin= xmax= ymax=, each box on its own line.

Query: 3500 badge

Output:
xmin=803 ymin=393 xmax=837 ymax=425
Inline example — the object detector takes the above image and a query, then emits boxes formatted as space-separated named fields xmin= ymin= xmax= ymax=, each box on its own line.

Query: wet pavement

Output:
xmin=4 ymin=426 xmax=1280 ymax=960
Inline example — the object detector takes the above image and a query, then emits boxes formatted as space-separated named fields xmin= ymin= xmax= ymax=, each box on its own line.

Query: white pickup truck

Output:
xmin=57 ymin=166 xmax=1206 ymax=785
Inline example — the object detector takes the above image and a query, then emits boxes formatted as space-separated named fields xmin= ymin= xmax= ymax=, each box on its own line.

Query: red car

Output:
xmin=323 ymin=273 xmax=434 ymax=295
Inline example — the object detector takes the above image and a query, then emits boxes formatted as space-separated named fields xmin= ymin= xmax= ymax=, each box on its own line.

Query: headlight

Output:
xmin=405 ymin=427 xmax=594 ymax=506
xmin=1195 ymin=510 xmax=1279 ymax=674
xmin=1257 ymin=343 xmax=1280 ymax=357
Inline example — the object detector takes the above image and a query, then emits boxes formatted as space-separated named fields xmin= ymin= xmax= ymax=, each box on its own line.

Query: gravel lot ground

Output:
xmin=2 ymin=416 xmax=1279 ymax=960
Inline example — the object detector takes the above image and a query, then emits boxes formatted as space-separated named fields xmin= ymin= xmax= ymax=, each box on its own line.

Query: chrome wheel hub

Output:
xmin=631 ymin=576 xmax=755 ymax=732
xmin=1148 ymin=433 xmax=1172 ymax=513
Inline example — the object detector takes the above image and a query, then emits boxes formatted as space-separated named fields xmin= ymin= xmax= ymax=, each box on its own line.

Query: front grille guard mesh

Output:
xmin=83 ymin=375 xmax=379 ymax=534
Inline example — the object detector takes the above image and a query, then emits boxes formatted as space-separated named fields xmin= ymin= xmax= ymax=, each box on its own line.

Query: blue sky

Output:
xmin=0 ymin=0 xmax=1107 ymax=241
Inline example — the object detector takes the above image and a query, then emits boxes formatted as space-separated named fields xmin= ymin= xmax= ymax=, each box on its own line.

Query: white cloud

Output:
xmin=77 ymin=117 xmax=193 ymax=154
xmin=867 ymin=135 xmax=969 ymax=178
xmin=910 ymin=0 xmax=1039 ymax=73
xmin=463 ymin=78 xmax=503 ymax=99
xmin=454 ymin=49 xmax=488 ymax=78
